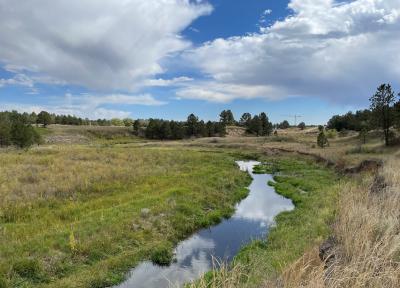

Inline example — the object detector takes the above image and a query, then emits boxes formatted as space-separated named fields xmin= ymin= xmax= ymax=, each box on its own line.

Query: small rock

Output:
xmin=140 ymin=208 xmax=151 ymax=218
xmin=319 ymin=236 xmax=336 ymax=265
xmin=131 ymin=223 xmax=140 ymax=231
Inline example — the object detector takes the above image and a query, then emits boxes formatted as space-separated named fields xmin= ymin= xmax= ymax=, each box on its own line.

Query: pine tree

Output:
xmin=370 ymin=84 xmax=397 ymax=146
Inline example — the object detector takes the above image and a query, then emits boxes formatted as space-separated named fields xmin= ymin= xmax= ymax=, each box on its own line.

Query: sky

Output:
xmin=0 ymin=0 xmax=400 ymax=124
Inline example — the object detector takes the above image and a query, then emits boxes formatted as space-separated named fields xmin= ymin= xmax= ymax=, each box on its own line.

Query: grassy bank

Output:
xmin=0 ymin=146 xmax=251 ymax=287
xmin=191 ymin=155 xmax=342 ymax=287
xmin=272 ymin=158 xmax=400 ymax=288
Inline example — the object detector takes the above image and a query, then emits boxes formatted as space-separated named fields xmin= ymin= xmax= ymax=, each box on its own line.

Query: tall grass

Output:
xmin=271 ymin=158 xmax=400 ymax=287
xmin=0 ymin=146 xmax=250 ymax=287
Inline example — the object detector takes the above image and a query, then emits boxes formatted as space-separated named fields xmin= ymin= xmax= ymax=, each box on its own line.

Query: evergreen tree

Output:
xmin=206 ymin=121 xmax=215 ymax=137
xmin=279 ymin=120 xmax=290 ymax=129
xmin=133 ymin=120 xmax=141 ymax=135
xmin=248 ymin=115 xmax=263 ymax=136
xmin=370 ymin=84 xmax=397 ymax=146
xmin=259 ymin=112 xmax=273 ymax=136
xmin=298 ymin=122 xmax=306 ymax=130
xmin=11 ymin=121 xmax=41 ymax=148
xmin=317 ymin=130 xmax=329 ymax=148
xmin=186 ymin=114 xmax=199 ymax=137
xmin=160 ymin=121 xmax=172 ymax=140
xmin=239 ymin=113 xmax=252 ymax=127
xmin=0 ymin=114 xmax=11 ymax=147
xmin=37 ymin=111 xmax=52 ymax=127
xmin=219 ymin=110 xmax=235 ymax=126
xmin=170 ymin=121 xmax=184 ymax=139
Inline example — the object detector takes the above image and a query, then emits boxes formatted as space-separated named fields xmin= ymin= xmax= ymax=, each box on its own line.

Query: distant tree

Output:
xmin=279 ymin=120 xmax=290 ymax=129
xmin=133 ymin=120 xmax=141 ymax=135
xmin=123 ymin=118 xmax=134 ymax=127
xmin=369 ymin=84 xmax=397 ymax=146
xmin=206 ymin=121 xmax=215 ymax=137
xmin=239 ymin=113 xmax=252 ymax=127
xmin=317 ymin=130 xmax=329 ymax=148
xmin=318 ymin=125 xmax=324 ymax=132
xmin=248 ymin=115 xmax=263 ymax=136
xmin=160 ymin=121 xmax=172 ymax=140
xmin=170 ymin=121 xmax=185 ymax=139
xmin=37 ymin=111 xmax=52 ymax=128
xmin=298 ymin=122 xmax=306 ymax=130
xmin=219 ymin=110 xmax=235 ymax=126
xmin=0 ymin=114 xmax=11 ymax=147
xmin=215 ymin=122 xmax=227 ymax=137
xmin=186 ymin=114 xmax=199 ymax=137
xmin=359 ymin=121 xmax=369 ymax=144
xmin=111 ymin=118 xmax=124 ymax=126
xmin=395 ymin=100 xmax=400 ymax=129
xmin=197 ymin=120 xmax=207 ymax=137
xmin=259 ymin=112 xmax=273 ymax=136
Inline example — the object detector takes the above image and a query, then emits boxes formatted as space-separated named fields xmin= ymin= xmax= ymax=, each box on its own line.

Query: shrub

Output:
xmin=317 ymin=132 xmax=329 ymax=148
xmin=150 ymin=244 xmax=174 ymax=266
xmin=11 ymin=122 xmax=41 ymax=148
xmin=326 ymin=129 xmax=337 ymax=139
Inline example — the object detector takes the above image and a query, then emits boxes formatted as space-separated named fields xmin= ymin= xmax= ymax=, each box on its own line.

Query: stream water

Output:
xmin=114 ymin=160 xmax=294 ymax=288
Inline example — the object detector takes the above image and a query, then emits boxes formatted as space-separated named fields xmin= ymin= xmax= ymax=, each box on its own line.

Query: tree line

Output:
xmin=139 ymin=114 xmax=227 ymax=140
xmin=0 ymin=110 xmax=137 ymax=127
xmin=327 ymin=84 xmax=400 ymax=146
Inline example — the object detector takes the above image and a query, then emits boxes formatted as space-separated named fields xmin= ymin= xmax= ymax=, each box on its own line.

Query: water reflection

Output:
xmin=114 ymin=161 xmax=294 ymax=288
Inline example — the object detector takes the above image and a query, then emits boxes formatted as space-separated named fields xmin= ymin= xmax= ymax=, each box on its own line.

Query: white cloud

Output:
xmin=0 ymin=93 xmax=165 ymax=119
xmin=144 ymin=76 xmax=193 ymax=87
xmin=0 ymin=0 xmax=212 ymax=91
xmin=0 ymin=74 xmax=34 ymax=88
xmin=176 ymin=82 xmax=287 ymax=103
xmin=182 ymin=0 xmax=400 ymax=104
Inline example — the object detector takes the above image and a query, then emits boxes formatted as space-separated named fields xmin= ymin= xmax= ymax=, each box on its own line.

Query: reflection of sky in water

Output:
xmin=115 ymin=161 xmax=294 ymax=288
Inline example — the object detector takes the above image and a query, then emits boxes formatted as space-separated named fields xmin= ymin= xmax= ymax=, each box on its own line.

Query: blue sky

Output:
xmin=1 ymin=0 xmax=399 ymax=124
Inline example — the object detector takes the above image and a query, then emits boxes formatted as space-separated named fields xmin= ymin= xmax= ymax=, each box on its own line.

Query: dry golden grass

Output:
xmin=270 ymin=158 xmax=400 ymax=288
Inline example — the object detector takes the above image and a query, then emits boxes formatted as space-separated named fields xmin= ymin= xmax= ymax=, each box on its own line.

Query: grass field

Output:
xmin=1 ymin=125 xmax=399 ymax=288
xmin=0 ymin=145 xmax=251 ymax=287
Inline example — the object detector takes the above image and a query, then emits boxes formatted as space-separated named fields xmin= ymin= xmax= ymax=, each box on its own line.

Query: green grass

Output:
xmin=0 ymin=147 xmax=251 ymax=288
xmin=201 ymin=156 xmax=341 ymax=287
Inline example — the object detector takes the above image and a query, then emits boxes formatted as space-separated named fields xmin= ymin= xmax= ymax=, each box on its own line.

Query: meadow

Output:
xmin=0 ymin=125 xmax=399 ymax=288
xmin=0 ymin=141 xmax=251 ymax=287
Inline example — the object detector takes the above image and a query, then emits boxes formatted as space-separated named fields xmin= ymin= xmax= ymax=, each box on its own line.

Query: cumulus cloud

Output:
xmin=0 ymin=0 xmax=212 ymax=91
xmin=181 ymin=0 xmax=400 ymax=104
xmin=176 ymin=82 xmax=287 ymax=102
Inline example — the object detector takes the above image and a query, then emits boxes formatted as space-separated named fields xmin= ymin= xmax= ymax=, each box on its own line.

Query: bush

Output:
xmin=11 ymin=122 xmax=41 ymax=148
xmin=317 ymin=132 xmax=329 ymax=148
xmin=150 ymin=244 xmax=174 ymax=266
xmin=326 ymin=129 xmax=337 ymax=139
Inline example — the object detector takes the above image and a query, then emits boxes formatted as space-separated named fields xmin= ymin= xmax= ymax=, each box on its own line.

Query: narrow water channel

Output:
xmin=114 ymin=161 xmax=294 ymax=288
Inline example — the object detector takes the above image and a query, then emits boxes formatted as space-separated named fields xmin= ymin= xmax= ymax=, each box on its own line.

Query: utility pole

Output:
xmin=282 ymin=115 xmax=303 ymax=126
